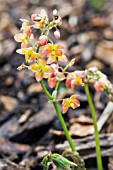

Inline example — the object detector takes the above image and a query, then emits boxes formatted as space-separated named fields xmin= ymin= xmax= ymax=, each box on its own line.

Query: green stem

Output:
xmin=40 ymin=81 xmax=53 ymax=100
xmin=36 ymin=46 xmax=40 ymax=53
xmin=42 ymin=21 xmax=54 ymax=35
xmin=40 ymin=80 xmax=76 ymax=152
xmin=85 ymin=83 xmax=103 ymax=170
xmin=53 ymin=102 xmax=76 ymax=152
xmin=55 ymin=80 xmax=60 ymax=92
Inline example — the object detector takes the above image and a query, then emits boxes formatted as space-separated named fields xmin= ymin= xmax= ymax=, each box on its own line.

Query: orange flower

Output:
xmin=20 ymin=19 xmax=31 ymax=35
xmin=62 ymin=95 xmax=80 ymax=114
xmin=48 ymin=64 xmax=65 ymax=88
xmin=66 ymin=71 xmax=84 ymax=90
xmin=28 ymin=58 xmax=53 ymax=82
xmin=31 ymin=9 xmax=48 ymax=29
xmin=94 ymin=78 xmax=110 ymax=92
xmin=14 ymin=19 xmax=34 ymax=48
xmin=41 ymin=44 xmax=68 ymax=64
xmin=16 ymin=47 xmax=41 ymax=62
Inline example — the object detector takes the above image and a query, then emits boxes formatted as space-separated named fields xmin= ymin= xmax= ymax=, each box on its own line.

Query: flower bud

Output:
xmin=54 ymin=30 xmax=60 ymax=39
xmin=17 ymin=63 xmax=26 ymax=70
xmin=53 ymin=9 xmax=58 ymax=16
xmin=54 ymin=16 xmax=62 ymax=25
xmin=31 ymin=14 xmax=41 ymax=22
xmin=68 ymin=58 xmax=76 ymax=67
xmin=39 ymin=35 xmax=47 ymax=46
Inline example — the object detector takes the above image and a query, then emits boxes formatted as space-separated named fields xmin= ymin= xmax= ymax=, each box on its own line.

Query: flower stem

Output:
xmin=53 ymin=102 xmax=76 ymax=152
xmin=85 ymin=83 xmax=103 ymax=170
xmin=40 ymin=80 xmax=76 ymax=152
xmin=42 ymin=21 xmax=54 ymax=35
xmin=36 ymin=46 xmax=40 ymax=53
xmin=40 ymin=81 xmax=53 ymax=100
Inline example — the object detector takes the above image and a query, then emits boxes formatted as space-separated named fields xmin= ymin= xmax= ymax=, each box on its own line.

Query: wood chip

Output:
xmin=0 ymin=96 xmax=18 ymax=114
xmin=69 ymin=123 xmax=94 ymax=137
xmin=18 ymin=110 xmax=32 ymax=124
xmin=86 ymin=60 xmax=104 ymax=70
xmin=89 ymin=17 xmax=108 ymax=27
xmin=98 ymin=102 xmax=113 ymax=132
xmin=27 ymin=83 xmax=42 ymax=93
xmin=95 ymin=40 xmax=113 ymax=66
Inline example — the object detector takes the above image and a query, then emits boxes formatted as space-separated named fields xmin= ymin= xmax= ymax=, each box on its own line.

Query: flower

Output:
xmin=53 ymin=9 xmax=58 ymax=16
xmin=54 ymin=30 xmax=60 ymax=39
xmin=17 ymin=63 xmax=27 ymax=70
xmin=41 ymin=44 xmax=68 ymax=64
xmin=48 ymin=64 xmax=65 ymax=88
xmin=28 ymin=58 xmax=53 ymax=82
xmin=54 ymin=16 xmax=62 ymax=25
xmin=84 ymin=67 xmax=107 ymax=83
xmin=14 ymin=19 xmax=34 ymax=48
xmin=31 ymin=9 xmax=48 ymax=29
xmin=66 ymin=71 xmax=85 ymax=89
xmin=20 ymin=19 xmax=31 ymax=36
xmin=62 ymin=95 xmax=80 ymax=114
xmin=14 ymin=33 xmax=28 ymax=48
xmin=16 ymin=47 xmax=41 ymax=62
xmin=94 ymin=78 xmax=111 ymax=92
xmin=39 ymin=35 xmax=48 ymax=46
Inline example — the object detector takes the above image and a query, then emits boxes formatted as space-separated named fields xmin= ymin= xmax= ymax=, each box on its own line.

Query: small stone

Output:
xmin=88 ymin=31 xmax=98 ymax=41
xmin=0 ymin=39 xmax=16 ymax=64
xmin=89 ymin=17 xmax=108 ymax=27
xmin=58 ymin=5 xmax=73 ymax=18
xmin=103 ymin=27 xmax=113 ymax=40
xmin=77 ymin=33 xmax=89 ymax=44
xmin=86 ymin=60 xmax=104 ymax=70
xmin=82 ymin=45 xmax=92 ymax=61
xmin=27 ymin=83 xmax=42 ymax=93
xmin=95 ymin=40 xmax=113 ymax=67
xmin=67 ymin=35 xmax=77 ymax=49
xmin=18 ymin=110 xmax=32 ymax=124
xmin=2 ymin=64 xmax=11 ymax=72
xmin=70 ymin=45 xmax=83 ymax=55
xmin=4 ymin=77 xmax=14 ymax=86
xmin=0 ymin=96 xmax=18 ymax=113
xmin=68 ymin=15 xmax=78 ymax=27
xmin=17 ymin=91 xmax=25 ymax=100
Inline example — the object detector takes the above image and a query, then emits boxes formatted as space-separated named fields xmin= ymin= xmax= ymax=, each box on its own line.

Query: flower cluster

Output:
xmin=15 ymin=9 xmax=79 ymax=113
xmin=15 ymin=9 xmax=113 ymax=115
xmin=84 ymin=67 xmax=113 ymax=101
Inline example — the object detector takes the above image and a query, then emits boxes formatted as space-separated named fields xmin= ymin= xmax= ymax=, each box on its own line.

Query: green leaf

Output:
xmin=52 ymin=153 xmax=77 ymax=169
xmin=42 ymin=153 xmax=77 ymax=170
xmin=42 ymin=156 xmax=49 ymax=170
xmin=53 ymin=161 xmax=63 ymax=170
xmin=42 ymin=153 xmax=51 ymax=170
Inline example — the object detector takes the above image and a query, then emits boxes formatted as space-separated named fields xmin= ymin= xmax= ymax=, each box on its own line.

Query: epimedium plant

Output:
xmin=14 ymin=9 xmax=113 ymax=170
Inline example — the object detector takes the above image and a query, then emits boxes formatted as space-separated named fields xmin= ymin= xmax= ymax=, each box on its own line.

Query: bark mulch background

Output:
xmin=0 ymin=0 xmax=113 ymax=169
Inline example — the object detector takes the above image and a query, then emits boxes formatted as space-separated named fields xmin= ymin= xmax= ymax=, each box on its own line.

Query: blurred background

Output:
xmin=0 ymin=0 xmax=113 ymax=169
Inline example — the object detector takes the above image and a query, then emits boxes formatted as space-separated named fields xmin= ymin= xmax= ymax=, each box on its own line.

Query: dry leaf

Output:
xmin=69 ymin=122 xmax=94 ymax=137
